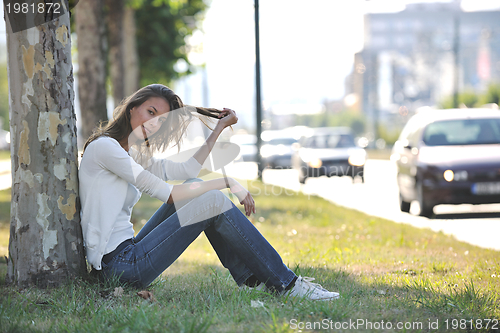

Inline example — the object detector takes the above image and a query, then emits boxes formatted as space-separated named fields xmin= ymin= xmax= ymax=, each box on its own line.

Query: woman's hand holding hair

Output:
xmin=228 ymin=177 xmax=255 ymax=216
xmin=216 ymin=108 xmax=238 ymax=130
xmin=193 ymin=108 xmax=237 ymax=167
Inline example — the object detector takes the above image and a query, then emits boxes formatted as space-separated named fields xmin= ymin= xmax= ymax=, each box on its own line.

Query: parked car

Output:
xmin=292 ymin=127 xmax=366 ymax=184
xmin=230 ymin=134 xmax=257 ymax=162
xmin=391 ymin=108 xmax=500 ymax=217
xmin=260 ymin=134 xmax=298 ymax=169
xmin=0 ymin=129 xmax=10 ymax=150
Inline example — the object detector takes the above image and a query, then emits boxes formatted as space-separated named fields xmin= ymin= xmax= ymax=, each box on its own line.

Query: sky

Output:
xmin=1 ymin=0 xmax=500 ymax=130
xmin=162 ymin=0 xmax=500 ymax=129
xmin=177 ymin=0 xmax=365 ymax=129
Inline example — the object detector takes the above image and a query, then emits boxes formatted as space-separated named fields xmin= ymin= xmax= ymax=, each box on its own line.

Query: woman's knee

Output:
xmin=198 ymin=189 xmax=232 ymax=211
xmin=204 ymin=189 xmax=226 ymax=203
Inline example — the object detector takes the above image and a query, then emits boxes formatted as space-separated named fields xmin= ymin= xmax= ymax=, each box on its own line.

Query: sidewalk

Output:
xmin=0 ymin=160 xmax=11 ymax=191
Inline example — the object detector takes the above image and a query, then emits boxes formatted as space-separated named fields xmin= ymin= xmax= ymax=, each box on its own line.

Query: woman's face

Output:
xmin=129 ymin=97 xmax=171 ymax=142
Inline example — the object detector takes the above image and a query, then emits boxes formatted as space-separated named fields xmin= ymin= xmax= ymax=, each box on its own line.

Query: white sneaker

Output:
xmin=239 ymin=282 xmax=267 ymax=292
xmin=282 ymin=276 xmax=340 ymax=301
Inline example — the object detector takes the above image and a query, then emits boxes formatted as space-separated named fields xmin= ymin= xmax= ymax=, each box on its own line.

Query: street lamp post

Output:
xmin=452 ymin=13 xmax=460 ymax=108
xmin=254 ymin=0 xmax=263 ymax=179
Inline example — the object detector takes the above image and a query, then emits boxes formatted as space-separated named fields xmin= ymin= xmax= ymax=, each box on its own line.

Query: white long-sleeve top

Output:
xmin=79 ymin=136 xmax=202 ymax=270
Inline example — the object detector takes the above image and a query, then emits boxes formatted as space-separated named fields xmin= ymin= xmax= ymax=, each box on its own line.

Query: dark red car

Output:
xmin=391 ymin=109 xmax=500 ymax=217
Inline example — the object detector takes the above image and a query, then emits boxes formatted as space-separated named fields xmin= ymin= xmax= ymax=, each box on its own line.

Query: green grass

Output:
xmin=0 ymin=181 xmax=499 ymax=332
xmin=0 ymin=150 xmax=10 ymax=161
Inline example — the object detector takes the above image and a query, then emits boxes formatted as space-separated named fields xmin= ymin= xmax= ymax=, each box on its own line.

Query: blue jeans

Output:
xmin=102 ymin=179 xmax=296 ymax=290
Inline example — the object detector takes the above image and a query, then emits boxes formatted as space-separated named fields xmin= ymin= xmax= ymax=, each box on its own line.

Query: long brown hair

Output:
xmin=83 ymin=84 xmax=218 ymax=157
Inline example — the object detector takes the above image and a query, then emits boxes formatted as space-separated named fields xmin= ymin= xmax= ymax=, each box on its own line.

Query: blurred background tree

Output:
xmin=133 ymin=0 xmax=208 ymax=87
xmin=377 ymin=124 xmax=400 ymax=146
xmin=106 ymin=0 xmax=126 ymax=107
xmin=439 ymin=89 xmax=479 ymax=109
xmin=0 ymin=60 xmax=8 ymax=131
xmin=439 ymin=83 xmax=500 ymax=109
xmin=294 ymin=109 xmax=403 ymax=146
xmin=72 ymin=0 xmax=208 ymax=142
xmin=75 ymin=0 xmax=108 ymax=141
xmin=296 ymin=110 xmax=366 ymax=137
xmin=478 ymin=83 xmax=500 ymax=106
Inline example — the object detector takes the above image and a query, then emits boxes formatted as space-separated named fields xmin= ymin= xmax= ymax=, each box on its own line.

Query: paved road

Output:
xmin=227 ymin=160 xmax=500 ymax=252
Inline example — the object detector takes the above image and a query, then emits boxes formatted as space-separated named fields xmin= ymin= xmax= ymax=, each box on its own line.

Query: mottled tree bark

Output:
xmin=75 ymin=0 xmax=107 ymax=143
xmin=106 ymin=0 xmax=125 ymax=108
xmin=5 ymin=3 xmax=86 ymax=287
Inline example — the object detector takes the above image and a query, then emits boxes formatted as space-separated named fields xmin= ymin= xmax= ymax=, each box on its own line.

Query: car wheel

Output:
xmin=351 ymin=175 xmax=364 ymax=183
xmin=417 ymin=181 xmax=433 ymax=217
xmin=299 ymin=168 xmax=307 ymax=184
xmin=399 ymin=193 xmax=411 ymax=213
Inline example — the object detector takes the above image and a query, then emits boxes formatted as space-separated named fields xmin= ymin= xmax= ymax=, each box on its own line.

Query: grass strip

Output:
xmin=0 ymin=180 xmax=498 ymax=332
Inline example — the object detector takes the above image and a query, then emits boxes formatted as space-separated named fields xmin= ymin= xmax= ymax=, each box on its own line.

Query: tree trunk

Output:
xmin=123 ymin=6 xmax=139 ymax=97
xmin=75 ymin=0 xmax=107 ymax=143
xmin=106 ymin=0 xmax=125 ymax=108
xmin=5 ymin=3 xmax=86 ymax=288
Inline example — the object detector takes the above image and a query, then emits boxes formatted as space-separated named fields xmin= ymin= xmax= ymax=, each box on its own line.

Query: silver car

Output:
xmin=292 ymin=127 xmax=366 ymax=184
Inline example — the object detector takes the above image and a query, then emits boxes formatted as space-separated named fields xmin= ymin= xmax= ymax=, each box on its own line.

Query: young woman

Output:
xmin=79 ymin=84 xmax=339 ymax=300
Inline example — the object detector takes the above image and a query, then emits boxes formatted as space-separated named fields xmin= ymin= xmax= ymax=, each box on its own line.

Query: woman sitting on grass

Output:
xmin=79 ymin=84 xmax=339 ymax=301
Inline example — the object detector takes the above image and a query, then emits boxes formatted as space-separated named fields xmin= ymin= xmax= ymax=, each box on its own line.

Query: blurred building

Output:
xmin=346 ymin=0 xmax=500 ymax=133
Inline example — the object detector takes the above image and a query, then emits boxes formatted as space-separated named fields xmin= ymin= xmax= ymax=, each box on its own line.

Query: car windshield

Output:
xmin=305 ymin=134 xmax=356 ymax=148
xmin=423 ymin=118 xmax=500 ymax=146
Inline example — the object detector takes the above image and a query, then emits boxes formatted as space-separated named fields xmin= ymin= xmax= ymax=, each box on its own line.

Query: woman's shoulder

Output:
xmin=86 ymin=136 xmax=121 ymax=151
xmin=83 ymin=136 xmax=127 ymax=162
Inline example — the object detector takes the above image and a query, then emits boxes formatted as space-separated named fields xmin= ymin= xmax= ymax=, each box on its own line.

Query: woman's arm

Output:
xmin=147 ymin=108 xmax=236 ymax=181
xmin=167 ymin=178 xmax=227 ymax=204
xmin=193 ymin=108 xmax=238 ymax=166
xmin=92 ymin=137 xmax=173 ymax=202
xmin=167 ymin=177 xmax=256 ymax=216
